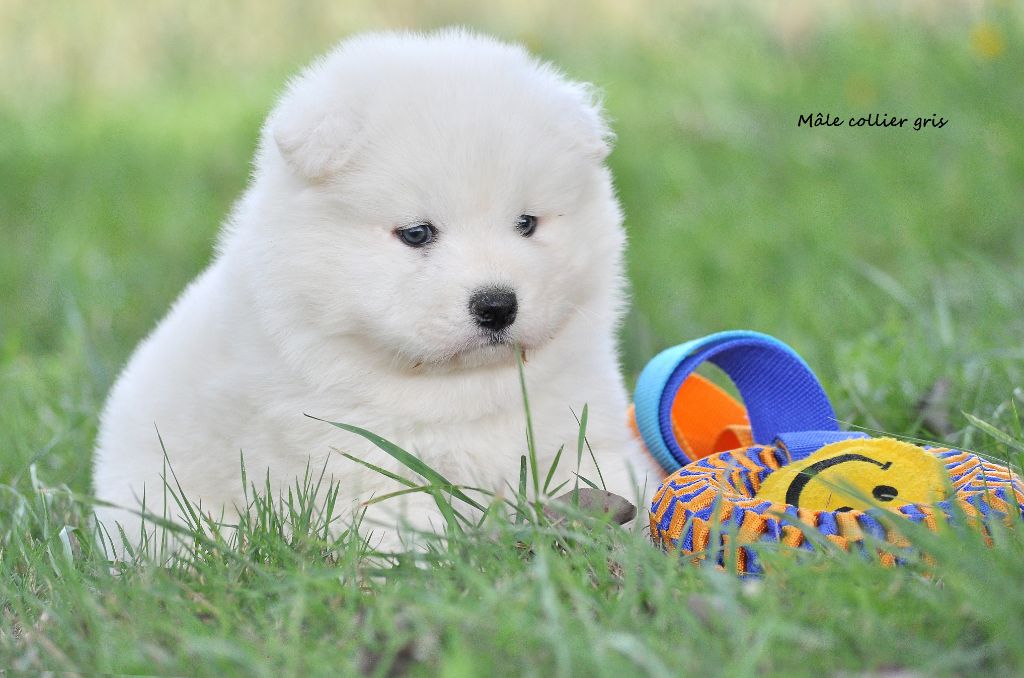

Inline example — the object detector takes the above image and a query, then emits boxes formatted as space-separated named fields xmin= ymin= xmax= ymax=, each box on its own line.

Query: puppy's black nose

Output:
xmin=469 ymin=288 xmax=518 ymax=332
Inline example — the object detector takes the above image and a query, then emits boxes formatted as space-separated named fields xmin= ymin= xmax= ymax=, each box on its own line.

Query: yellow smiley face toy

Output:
xmin=754 ymin=437 xmax=949 ymax=514
xmin=633 ymin=331 xmax=1024 ymax=575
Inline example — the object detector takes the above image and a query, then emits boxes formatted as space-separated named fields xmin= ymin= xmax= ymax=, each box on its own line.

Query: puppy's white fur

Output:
xmin=93 ymin=29 xmax=659 ymax=553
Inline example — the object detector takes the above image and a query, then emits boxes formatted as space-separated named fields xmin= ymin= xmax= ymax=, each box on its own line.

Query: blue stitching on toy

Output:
xmin=857 ymin=513 xmax=886 ymax=541
xmin=817 ymin=512 xmax=839 ymax=537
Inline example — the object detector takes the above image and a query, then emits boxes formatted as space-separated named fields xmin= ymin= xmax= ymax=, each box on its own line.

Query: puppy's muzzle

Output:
xmin=469 ymin=287 xmax=517 ymax=332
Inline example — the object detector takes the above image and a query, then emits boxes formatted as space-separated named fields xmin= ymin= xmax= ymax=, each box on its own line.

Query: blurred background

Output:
xmin=1 ymin=0 xmax=1021 ymax=493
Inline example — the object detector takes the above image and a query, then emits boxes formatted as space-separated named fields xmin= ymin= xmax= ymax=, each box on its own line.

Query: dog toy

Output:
xmin=632 ymin=330 xmax=1024 ymax=575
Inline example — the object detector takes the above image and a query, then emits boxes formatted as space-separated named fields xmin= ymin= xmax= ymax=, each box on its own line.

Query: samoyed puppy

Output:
xmin=93 ymin=29 xmax=660 ymax=555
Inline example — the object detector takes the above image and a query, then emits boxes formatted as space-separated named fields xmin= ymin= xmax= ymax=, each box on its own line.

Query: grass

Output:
xmin=2 ymin=0 xmax=1024 ymax=674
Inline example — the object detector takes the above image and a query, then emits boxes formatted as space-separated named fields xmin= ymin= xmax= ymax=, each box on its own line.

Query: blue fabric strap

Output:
xmin=634 ymin=331 xmax=841 ymax=473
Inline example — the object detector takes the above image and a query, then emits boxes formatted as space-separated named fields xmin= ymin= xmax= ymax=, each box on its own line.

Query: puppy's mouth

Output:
xmin=484 ymin=330 xmax=512 ymax=346
xmin=482 ymin=331 xmax=530 ymax=362
xmin=408 ymin=331 xmax=527 ymax=371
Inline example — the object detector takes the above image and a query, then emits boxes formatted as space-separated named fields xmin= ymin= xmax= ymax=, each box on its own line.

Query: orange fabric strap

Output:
xmin=629 ymin=373 xmax=750 ymax=463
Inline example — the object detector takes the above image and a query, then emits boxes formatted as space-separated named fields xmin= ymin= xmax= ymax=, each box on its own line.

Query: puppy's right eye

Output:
xmin=396 ymin=222 xmax=436 ymax=248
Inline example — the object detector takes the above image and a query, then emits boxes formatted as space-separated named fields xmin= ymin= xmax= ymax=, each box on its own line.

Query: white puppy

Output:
xmin=93 ymin=29 xmax=660 ymax=554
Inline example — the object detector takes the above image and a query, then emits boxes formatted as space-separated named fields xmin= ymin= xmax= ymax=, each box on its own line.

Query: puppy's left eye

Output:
xmin=515 ymin=214 xmax=538 ymax=237
xmin=396 ymin=222 xmax=436 ymax=248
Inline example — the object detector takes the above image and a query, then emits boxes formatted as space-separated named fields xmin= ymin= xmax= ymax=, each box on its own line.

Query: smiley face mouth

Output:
xmin=785 ymin=454 xmax=894 ymax=508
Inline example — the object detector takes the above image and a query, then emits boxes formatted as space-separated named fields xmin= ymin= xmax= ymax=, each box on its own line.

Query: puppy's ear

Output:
xmin=271 ymin=99 xmax=358 ymax=181
xmin=573 ymin=82 xmax=616 ymax=161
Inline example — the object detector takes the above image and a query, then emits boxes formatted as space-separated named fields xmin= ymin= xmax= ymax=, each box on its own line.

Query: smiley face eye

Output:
xmin=396 ymin=222 xmax=436 ymax=248
xmin=515 ymin=214 xmax=538 ymax=237
xmin=872 ymin=485 xmax=899 ymax=502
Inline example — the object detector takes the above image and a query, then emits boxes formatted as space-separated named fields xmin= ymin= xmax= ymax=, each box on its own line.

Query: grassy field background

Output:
xmin=2 ymin=0 xmax=1023 ymax=674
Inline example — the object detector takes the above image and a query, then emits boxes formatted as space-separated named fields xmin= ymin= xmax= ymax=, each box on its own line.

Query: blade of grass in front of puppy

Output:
xmin=547 ymin=478 xmax=571 ymax=497
xmin=515 ymin=346 xmax=541 ymax=502
xmin=575 ymin=405 xmax=589 ymax=464
xmin=571 ymin=405 xmax=588 ymax=503
xmin=340 ymin=453 xmax=419 ymax=489
xmin=318 ymin=418 xmax=487 ymax=512
xmin=572 ymin=473 xmax=600 ymax=491
xmin=572 ymin=405 xmax=606 ymax=491
xmin=362 ymin=483 xmax=464 ymax=512
xmin=156 ymin=426 xmax=205 ymax=537
xmin=360 ymin=484 xmax=471 ymax=530
xmin=515 ymin=455 xmax=528 ymax=525
xmin=431 ymin=488 xmax=465 ymax=534
xmin=542 ymin=445 xmax=564 ymax=496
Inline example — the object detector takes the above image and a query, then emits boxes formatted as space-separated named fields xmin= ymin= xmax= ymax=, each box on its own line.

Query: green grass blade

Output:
xmin=573 ymin=473 xmax=600 ymax=491
xmin=431 ymin=489 xmax=466 ymax=534
xmin=571 ymin=405 xmax=606 ymax=491
xmin=340 ymin=452 xmax=419 ymax=489
xmin=964 ymin=412 xmax=1024 ymax=455
xmin=515 ymin=346 xmax=541 ymax=501
xmin=311 ymin=416 xmax=487 ymax=512
xmin=543 ymin=445 xmax=565 ymax=495
xmin=516 ymin=454 xmax=528 ymax=525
